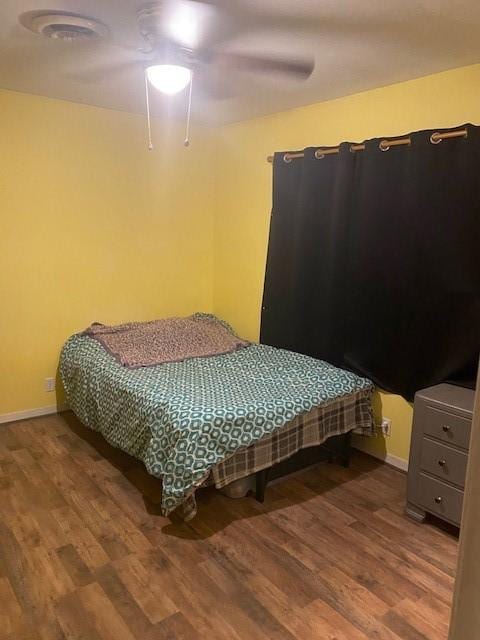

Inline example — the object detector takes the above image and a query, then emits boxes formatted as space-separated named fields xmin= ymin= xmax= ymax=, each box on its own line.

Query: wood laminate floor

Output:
xmin=0 ymin=412 xmax=458 ymax=640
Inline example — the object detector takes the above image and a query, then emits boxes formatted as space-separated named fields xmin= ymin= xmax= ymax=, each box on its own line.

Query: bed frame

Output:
xmin=254 ymin=430 xmax=352 ymax=502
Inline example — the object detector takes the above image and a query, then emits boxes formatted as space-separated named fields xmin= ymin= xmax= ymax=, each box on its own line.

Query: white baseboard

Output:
xmin=0 ymin=404 xmax=68 ymax=425
xmin=354 ymin=441 xmax=409 ymax=472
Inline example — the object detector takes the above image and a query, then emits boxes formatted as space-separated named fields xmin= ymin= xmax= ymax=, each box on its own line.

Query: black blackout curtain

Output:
xmin=261 ymin=124 xmax=480 ymax=400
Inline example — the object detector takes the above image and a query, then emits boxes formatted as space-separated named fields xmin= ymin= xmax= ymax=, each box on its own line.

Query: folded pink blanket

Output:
xmin=83 ymin=314 xmax=249 ymax=368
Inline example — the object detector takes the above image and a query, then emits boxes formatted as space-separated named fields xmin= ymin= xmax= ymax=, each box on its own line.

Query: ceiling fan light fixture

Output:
xmin=146 ymin=64 xmax=192 ymax=95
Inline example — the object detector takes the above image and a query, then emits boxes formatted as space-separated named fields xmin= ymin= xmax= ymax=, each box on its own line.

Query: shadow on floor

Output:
xmin=61 ymin=410 xmax=407 ymax=540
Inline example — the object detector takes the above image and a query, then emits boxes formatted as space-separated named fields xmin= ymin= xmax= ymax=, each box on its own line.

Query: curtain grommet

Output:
xmin=314 ymin=150 xmax=325 ymax=160
xmin=430 ymin=132 xmax=442 ymax=145
xmin=283 ymin=153 xmax=292 ymax=163
xmin=379 ymin=140 xmax=390 ymax=152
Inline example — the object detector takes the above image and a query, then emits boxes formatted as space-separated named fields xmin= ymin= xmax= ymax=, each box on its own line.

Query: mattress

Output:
xmin=60 ymin=333 xmax=374 ymax=517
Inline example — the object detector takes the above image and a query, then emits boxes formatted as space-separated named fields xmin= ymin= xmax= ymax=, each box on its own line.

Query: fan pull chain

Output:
xmin=144 ymin=69 xmax=153 ymax=151
xmin=184 ymin=72 xmax=193 ymax=147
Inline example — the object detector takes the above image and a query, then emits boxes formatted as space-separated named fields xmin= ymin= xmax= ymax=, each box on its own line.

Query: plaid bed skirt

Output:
xmin=212 ymin=386 xmax=374 ymax=487
xmin=179 ymin=388 xmax=374 ymax=519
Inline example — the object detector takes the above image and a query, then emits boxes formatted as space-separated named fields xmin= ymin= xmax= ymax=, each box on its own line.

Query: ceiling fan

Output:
xmin=136 ymin=2 xmax=314 ymax=91
xmin=20 ymin=1 xmax=315 ymax=147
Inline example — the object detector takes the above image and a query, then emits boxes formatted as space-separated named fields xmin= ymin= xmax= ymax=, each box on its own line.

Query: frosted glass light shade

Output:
xmin=146 ymin=64 xmax=192 ymax=95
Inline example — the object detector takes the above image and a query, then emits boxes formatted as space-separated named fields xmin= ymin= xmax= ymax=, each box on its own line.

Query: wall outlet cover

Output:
xmin=44 ymin=377 xmax=55 ymax=392
xmin=380 ymin=417 xmax=392 ymax=437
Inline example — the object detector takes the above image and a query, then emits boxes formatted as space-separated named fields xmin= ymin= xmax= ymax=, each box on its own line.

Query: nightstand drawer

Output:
xmin=420 ymin=438 xmax=468 ymax=488
xmin=418 ymin=473 xmax=464 ymax=524
xmin=424 ymin=406 xmax=471 ymax=450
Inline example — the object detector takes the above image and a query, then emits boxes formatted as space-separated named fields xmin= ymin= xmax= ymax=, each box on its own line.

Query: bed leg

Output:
xmin=341 ymin=431 xmax=352 ymax=468
xmin=255 ymin=468 xmax=270 ymax=503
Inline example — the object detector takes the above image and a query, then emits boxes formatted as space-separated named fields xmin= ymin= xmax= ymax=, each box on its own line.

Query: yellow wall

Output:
xmin=213 ymin=63 xmax=480 ymax=464
xmin=0 ymin=89 xmax=215 ymax=415
xmin=3 ymin=64 xmax=479 ymax=462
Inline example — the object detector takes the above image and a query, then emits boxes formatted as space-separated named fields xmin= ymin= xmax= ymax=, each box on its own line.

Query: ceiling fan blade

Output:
xmin=194 ymin=66 xmax=236 ymax=100
xmin=216 ymin=52 xmax=314 ymax=79
xmin=67 ymin=59 xmax=143 ymax=84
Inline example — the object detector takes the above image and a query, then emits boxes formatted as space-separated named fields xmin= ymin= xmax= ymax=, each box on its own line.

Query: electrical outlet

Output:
xmin=44 ymin=377 xmax=55 ymax=392
xmin=380 ymin=417 xmax=392 ymax=437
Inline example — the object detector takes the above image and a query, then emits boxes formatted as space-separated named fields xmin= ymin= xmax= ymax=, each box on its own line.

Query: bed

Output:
xmin=60 ymin=314 xmax=374 ymax=519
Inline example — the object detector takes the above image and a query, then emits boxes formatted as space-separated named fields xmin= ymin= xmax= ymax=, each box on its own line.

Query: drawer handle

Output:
xmin=434 ymin=496 xmax=443 ymax=504
xmin=442 ymin=425 xmax=451 ymax=433
xmin=438 ymin=459 xmax=447 ymax=467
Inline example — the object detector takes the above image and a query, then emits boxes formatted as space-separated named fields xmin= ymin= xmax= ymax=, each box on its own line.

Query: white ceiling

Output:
xmin=1 ymin=0 xmax=480 ymax=125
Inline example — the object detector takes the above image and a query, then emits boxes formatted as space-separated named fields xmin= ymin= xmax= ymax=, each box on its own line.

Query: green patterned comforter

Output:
xmin=60 ymin=334 xmax=373 ymax=515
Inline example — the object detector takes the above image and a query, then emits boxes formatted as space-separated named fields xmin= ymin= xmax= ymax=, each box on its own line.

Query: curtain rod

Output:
xmin=266 ymin=128 xmax=468 ymax=163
